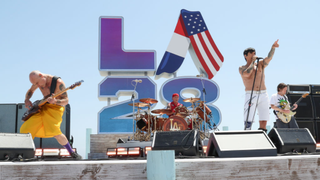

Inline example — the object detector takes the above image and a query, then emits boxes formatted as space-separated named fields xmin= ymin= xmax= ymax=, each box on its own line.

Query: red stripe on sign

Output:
xmin=189 ymin=35 xmax=214 ymax=79
xmin=198 ymin=32 xmax=220 ymax=71
xmin=174 ymin=15 xmax=188 ymax=37
xmin=205 ymin=31 xmax=224 ymax=62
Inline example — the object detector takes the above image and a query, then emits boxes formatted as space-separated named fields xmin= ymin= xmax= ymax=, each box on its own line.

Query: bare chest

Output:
xmin=39 ymin=87 xmax=52 ymax=98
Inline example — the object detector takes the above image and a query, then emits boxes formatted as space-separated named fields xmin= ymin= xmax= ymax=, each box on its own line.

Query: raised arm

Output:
xmin=260 ymin=39 xmax=279 ymax=68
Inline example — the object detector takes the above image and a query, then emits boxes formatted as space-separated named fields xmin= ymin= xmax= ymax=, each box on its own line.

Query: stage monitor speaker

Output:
xmin=152 ymin=130 xmax=201 ymax=156
xmin=296 ymin=120 xmax=316 ymax=139
xmin=0 ymin=104 xmax=17 ymax=133
xmin=312 ymin=95 xmax=320 ymax=119
xmin=16 ymin=103 xmax=71 ymax=149
xmin=0 ymin=133 xmax=35 ymax=160
xmin=268 ymin=128 xmax=316 ymax=154
xmin=287 ymin=94 xmax=314 ymax=119
xmin=206 ymin=131 xmax=277 ymax=158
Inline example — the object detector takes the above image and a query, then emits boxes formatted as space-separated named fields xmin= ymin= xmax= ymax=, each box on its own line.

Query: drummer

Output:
xmin=167 ymin=93 xmax=183 ymax=117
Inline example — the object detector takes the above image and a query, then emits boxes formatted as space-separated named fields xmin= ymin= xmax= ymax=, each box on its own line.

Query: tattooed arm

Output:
xmin=239 ymin=60 xmax=256 ymax=78
xmin=260 ymin=39 xmax=279 ymax=68
xmin=24 ymin=85 xmax=38 ymax=109
xmin=47 ymin=79 xmax=69 ymax=106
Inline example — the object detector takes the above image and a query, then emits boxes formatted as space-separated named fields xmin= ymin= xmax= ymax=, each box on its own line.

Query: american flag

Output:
xmin=181 ymin=10 xmax=224 ymax=79
xmin=155 ymin=9 xmax=223 ymax=80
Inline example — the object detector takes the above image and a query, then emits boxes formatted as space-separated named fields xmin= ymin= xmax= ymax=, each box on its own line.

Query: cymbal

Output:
xmin=151 ymin=109 xmax=172 ymax=115
xmin=183 ymin=97 xmax=201 ymax=103
xmin=176 ymin=112 xmax=190 ymax=117
xmin=128 ymin=102 xmax=149 ymax=107
xmin=139 ymin=98 xmax=158 ymax=104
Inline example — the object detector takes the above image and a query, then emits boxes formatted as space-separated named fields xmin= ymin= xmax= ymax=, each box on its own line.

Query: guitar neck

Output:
xmin=39 ymin=87 xmax=71 ymax=106
xmin=289 ymin=96 xmax=304 ymax=111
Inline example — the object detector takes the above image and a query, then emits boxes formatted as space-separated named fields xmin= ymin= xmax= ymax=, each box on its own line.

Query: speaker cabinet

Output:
xmin=316 ymin=120 xmax=320 ymax=143
xmin=206 ymin=131 xmax=277 ymax=158
xmin=268 ymin=128 xmax=316 ymax=153
xmin=0 ymin=104 xmax=17 ymax=133
xmin=311 ymin=85 xmax=320 ymax=95
xmin=312 ymin=95 xmax=320 ymax=119
xmin=152 ymin=130 xmax=201 ymax=156
xmin=0 ymin=133 xmax=35 ymax=160
xmin=287 ymin=94 xmax=314 ymax=119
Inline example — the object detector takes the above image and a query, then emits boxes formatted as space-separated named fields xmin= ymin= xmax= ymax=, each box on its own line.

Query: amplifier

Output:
xmin=311 ymin=85 xmax=320 ymax=95
xmin=287 ymin=84 xmax=310 ymax=94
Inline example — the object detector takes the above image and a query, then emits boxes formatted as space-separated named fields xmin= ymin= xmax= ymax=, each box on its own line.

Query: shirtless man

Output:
xmin=239 ymin=40 xmax=279 ymax=131
xmin=20 ymin=70 xmax=82 ymax=159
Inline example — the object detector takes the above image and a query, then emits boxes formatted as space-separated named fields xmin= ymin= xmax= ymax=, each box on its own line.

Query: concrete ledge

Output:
xmin=1 ymin=155 xmax=320 ymax=179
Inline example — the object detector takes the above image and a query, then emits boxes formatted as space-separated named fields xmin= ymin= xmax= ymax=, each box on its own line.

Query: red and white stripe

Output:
xmin=189 ymin=30 xmax=224 ymax=79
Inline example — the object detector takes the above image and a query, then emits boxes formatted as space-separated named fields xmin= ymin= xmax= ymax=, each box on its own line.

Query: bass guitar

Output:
xmin=22 ymin=80 xmax=83 ymax=122
xmin=277 ymin=93 xmax=309 ymax=123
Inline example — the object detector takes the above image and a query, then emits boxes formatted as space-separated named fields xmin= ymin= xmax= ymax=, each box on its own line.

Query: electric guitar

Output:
xmin=277 ymin=93 xmax=309 ymax=123
xmin=22 ymin=80 xmax=83 ymax=122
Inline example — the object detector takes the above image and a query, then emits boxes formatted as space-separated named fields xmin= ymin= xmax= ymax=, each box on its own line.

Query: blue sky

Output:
xmin=1 ymin=0 xmax=319 ymax=157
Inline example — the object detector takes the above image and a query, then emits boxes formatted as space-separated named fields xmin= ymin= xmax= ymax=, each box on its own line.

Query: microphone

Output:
xmin=255 ymin=57 xmax=264 ymax=60
xmin=196 ymin=74 xmax=204 ymax=77
xmin=133 ymin=79 xmax=142 ymax=83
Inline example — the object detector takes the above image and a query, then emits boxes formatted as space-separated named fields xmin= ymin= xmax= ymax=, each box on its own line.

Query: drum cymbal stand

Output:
xmin=147 ymin=105 xmax=151 ymax=138
xmin=190 ymin=101 xmax=197 ymax=130
xmin=198 ymin=74 xmax=208 ymax=138
xmin=130 ymin=79 xmax=139 ymax=140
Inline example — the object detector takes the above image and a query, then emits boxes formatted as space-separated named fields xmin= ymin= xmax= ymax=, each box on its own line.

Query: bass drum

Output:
xmin=162 ymin=116 xmax=188 ymax=131
xmin=153 ymin=117 xmax=166 ymax=131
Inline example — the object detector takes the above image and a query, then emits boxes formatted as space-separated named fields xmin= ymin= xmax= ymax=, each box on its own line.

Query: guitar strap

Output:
xmin=50 ymin=76 xmax=61 ymax=95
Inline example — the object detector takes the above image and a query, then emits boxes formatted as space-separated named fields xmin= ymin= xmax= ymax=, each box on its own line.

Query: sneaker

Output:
xmin=71 ymin=152 xmax=82 ymax=160
xmin=258 ymin=128 xmax=267 ymax=133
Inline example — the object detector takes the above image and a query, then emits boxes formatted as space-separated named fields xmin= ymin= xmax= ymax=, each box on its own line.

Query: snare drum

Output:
xmin=162 ymin=116 xmax=188 ymax=131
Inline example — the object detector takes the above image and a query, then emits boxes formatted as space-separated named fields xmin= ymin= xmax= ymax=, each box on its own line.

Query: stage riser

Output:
xmin=176 ymin=157 xmax=320 ymax=179
xmin=0 ymin=162 xmax=147 ymax=180
xmin=1 ymin=155 xmax=320 ymax=179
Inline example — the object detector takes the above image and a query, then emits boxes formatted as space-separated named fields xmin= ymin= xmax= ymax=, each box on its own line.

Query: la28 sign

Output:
xmin=98 ymin=17 xmax=221 ymax=133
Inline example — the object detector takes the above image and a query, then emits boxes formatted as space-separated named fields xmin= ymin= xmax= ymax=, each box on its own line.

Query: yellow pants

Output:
xmin=20 ymin=104 xmax=65 ymax=139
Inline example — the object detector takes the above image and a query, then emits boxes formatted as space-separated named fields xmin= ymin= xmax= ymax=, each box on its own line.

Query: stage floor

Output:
xmin=1 ymin=153 xmax=320 ymax=180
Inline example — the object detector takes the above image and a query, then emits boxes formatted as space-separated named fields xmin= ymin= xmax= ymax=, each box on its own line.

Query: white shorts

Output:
xmin=244 ymin=90 xmax=270 ymax=122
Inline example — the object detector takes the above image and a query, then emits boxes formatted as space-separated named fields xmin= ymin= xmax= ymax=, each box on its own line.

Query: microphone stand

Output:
xmin=199 ymin=75 xmax=207 ymax=138
xmin=244 ymin=59 xmax=259 ymax=130
xmin=131 ymin=81 xmax=139 ymax=140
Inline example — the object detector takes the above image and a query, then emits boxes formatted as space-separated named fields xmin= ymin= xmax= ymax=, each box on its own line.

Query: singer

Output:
xmin=239 ymin=39 xmax=279 ymax=131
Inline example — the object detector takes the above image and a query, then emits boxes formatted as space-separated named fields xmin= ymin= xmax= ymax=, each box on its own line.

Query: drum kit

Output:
xmin=129 ymin=97 xmax=213 ymax=141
